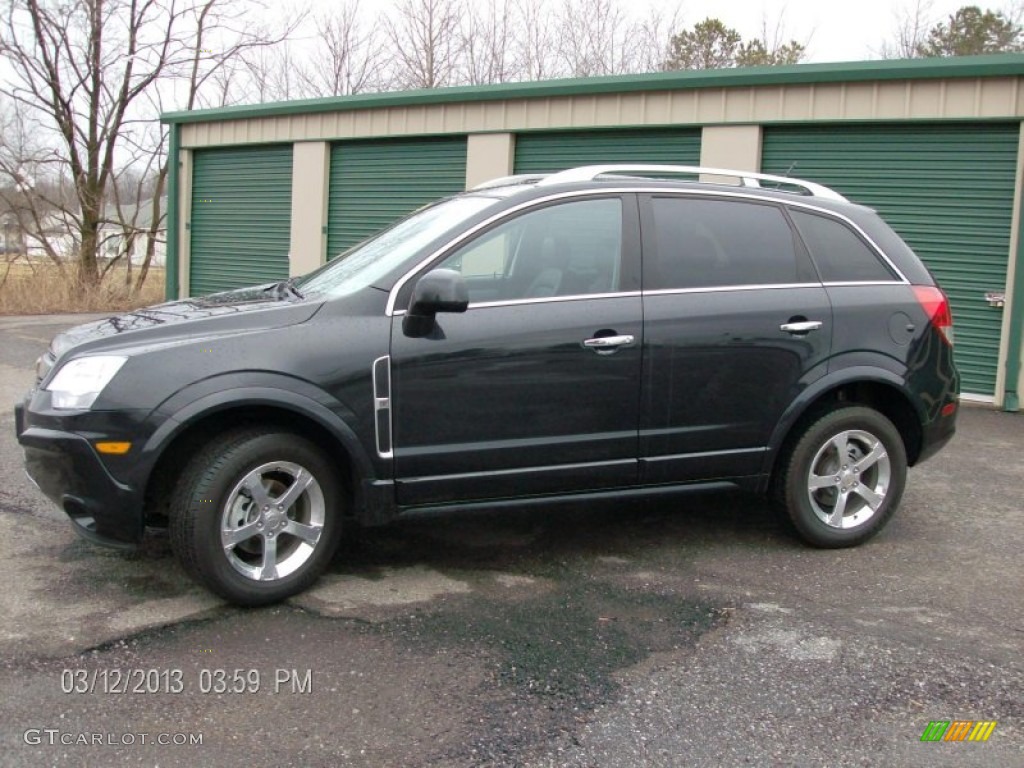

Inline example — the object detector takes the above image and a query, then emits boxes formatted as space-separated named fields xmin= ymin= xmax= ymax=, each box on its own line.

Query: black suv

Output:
xmin=15 ymin=165 xmax=959 ymax=605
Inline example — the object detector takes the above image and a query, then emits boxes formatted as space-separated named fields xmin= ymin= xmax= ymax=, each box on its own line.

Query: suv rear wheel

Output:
xmin=777 ymin=406 xmax=907 ymax=547
xmin=169 ymin=428 xmax=342 ymax=605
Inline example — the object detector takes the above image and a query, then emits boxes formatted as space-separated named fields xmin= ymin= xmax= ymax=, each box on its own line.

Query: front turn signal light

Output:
xmin=95 ymin=441 xmax=132 ymax=455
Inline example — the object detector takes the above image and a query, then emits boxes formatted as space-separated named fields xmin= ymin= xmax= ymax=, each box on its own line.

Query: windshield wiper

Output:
xmin=267 ymin=277 xmax=304 ymax=300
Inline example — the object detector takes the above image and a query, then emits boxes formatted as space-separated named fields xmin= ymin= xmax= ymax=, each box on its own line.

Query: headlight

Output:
xmin=45 ymin=355 xmax=127 ymax=410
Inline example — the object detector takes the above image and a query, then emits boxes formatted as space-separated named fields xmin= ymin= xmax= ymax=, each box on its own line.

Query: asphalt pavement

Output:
xmin=0 ymin=314 xmax=1021 ymax=767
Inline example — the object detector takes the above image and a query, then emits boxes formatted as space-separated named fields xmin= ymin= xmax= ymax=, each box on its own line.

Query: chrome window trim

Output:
xmin=821 ymin=280 xmax=907 ymax=288
xmin=385 ymin=186 xmax=910 ymax=316
xmin=643 ymin=283 xmax=820 ymax=297
xmin=391 ymin=290 xmax=644 ymax=315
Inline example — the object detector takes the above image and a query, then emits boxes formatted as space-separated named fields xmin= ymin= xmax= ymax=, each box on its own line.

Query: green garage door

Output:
xmin=762 ymin=123 xmax=1018 ymax=397
xmin=189 ymin=145 xmax=292 ymax=296
xmin=327 ymin=137 xmax=468 ymax=258
xmin=514 ymin=128 xmax=701 ymax=173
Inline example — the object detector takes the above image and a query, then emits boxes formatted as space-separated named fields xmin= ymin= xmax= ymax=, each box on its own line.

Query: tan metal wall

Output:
xmin=181 ymin=78 xmax=1024 ymax=149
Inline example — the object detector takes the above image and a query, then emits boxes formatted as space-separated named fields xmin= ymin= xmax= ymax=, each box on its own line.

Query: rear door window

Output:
xmin=645 ymin=197 xmax=815 ymax=290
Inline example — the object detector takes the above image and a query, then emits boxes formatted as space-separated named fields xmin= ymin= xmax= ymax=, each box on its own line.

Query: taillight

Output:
xmin=912 ymin=286 xmax=954 ymax=346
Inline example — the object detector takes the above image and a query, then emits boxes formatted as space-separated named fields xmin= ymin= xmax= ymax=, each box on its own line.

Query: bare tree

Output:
xmin=0 ymin=0 xmax=292 ymax=290
xmin=512 ymin=0 xmax=560 ymax=80
xmin=458 ymin=0 xmax=518 ymax=85
xmin=736 ymin=14 xmax=808 ymax=66
xmin=555 ymin=0 xmax=643 ymax=77
xmin=877 ymin=0 xmax=937 ymax=58
xmin=0 ymin=104 xmax=76 ymax=272
xmin=384 ymin=0 xmax=463 ymax=89
xmin=299 ymin=3 xmax=391 ymax=96
xmin=241 ymin=41 xmax=309 ymax=103
xmin=631 ymin=3 xmax=684 ymax=73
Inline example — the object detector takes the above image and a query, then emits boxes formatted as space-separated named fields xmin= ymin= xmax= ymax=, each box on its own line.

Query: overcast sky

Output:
xmin=673 ymin=0 xmax=1021 ymax=61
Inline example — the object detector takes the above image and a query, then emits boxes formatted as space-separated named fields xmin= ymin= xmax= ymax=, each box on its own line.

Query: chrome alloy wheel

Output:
xmin=220 ymin=461 xmax=325 ymax=581
xmin=806 ymin=429 xmax=892 ymax=529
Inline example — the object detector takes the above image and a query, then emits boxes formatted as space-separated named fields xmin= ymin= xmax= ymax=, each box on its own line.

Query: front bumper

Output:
xmin=15 ymin=398 xmax=144 ymax=548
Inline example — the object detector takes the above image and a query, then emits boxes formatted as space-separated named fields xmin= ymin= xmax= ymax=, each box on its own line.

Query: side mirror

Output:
xmin=403 ymin=268 xmax=469 ymax=337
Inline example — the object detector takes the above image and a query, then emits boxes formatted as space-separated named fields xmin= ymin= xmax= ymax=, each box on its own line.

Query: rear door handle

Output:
xmin=583 ymin=334 xmax=635 ymax=353
xmin=779 ymin=321 xmax=823 ymax=334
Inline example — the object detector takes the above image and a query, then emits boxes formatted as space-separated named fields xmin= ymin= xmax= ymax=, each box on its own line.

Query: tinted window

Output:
xmin=647 ymin=198 xmax=810 ymax=290
xmin=439 ymin=198 xmax=622 ymax=303
xmin=790 ymin=210 xmax=897 ymax=282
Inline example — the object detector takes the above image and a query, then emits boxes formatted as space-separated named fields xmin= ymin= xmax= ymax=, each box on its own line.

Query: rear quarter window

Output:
xmin=646 ymin=197 xmax=814 ymax=290
xmin=790 ymin=209 xmax=897 ymax=283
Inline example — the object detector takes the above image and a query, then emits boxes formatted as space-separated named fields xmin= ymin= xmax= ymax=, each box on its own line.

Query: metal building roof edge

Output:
xmin=161 ymin=54 xmax=1024 ymax=125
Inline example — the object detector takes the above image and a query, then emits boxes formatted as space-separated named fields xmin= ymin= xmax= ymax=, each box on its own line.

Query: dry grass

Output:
xmin=0 ymin=260 xmax=166 ymax=315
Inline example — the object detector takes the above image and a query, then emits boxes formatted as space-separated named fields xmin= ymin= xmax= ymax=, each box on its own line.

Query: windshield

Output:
xmin=296 ymin=196 xmax=498 ymax=297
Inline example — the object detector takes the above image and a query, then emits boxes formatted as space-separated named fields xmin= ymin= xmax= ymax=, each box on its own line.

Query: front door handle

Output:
xmin=779 ymin=321 xmax=823 ymax=334
xmin=583 ymin=334 xmax=635 ymax=354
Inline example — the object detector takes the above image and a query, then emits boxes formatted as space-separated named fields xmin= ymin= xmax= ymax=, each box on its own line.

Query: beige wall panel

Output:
xmin=593 ymin=95 xmax=622 ymax=125
xmin=700 ymin=124 xmax=761 ymax=173
xmin=908 ymin=81 xmax=944 ymax=116
xmin=995 ymin=120 xmax=1024 ymax=405
xmin=809 ymin=85 xmax=845 ymax=119
xmin=484 ymin=101 xmax=509 ymax=130
xmin=462 ymin=102 xmax=484 ymax=130
xmin=358 ymin=109 xmax=376 ymax=134
xmin=644 ymin=92 xmax=673 ymax=124
xmin=504 ymin=99 xmax=529 ymax=129
xmin=335 ymin=112 xmax=356 ymax=137
xmin=289 ymin=142 xmax=329 ymax=277
xmin=667 ymin=91 xmax=699 ymax=123
xmin=178 ymin=149 xmax=192 ymax=299
xmin=620 ymin=93 xmax=646 ymax=125
xmin=979 ymin=78 xmax=1018 ymax=115
xmin=724 ymin=88 xmax=756 ymax=122
xmin=751 ymin=87 xmax=784 ymax=121
xmin=545 ymin=97 xmax=572 ymax=127
xmin=691 ymin=89 xmax=718 ymax=123
xmin=178 ymin=76 xmax=1024 ymax=148
xmin=781 ymin=86 xmax=813 ymax=120
xmin=372 ymin=108 xmax=393 ymax=135
xmin=874 ymin=82 xmax=911 ymax=118
xmin=465 ymin=133 xmax=515 ymax=188
xmin=943 ymin=80 xmax=982 ymax=116
xmin=839 ymin=84 xmax=878 ymax=118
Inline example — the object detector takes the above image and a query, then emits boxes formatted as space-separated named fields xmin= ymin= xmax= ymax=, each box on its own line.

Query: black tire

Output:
xmin=169 ymin=428 xmax=343 ymax=605
xmin=775 ymin=406 xmax=907 ymax=548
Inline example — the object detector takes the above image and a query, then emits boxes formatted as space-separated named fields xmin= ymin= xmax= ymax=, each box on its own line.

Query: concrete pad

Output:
xmin=0 ymin=514 xmax=222 ymax=659
xmin=292 ymin=565 xmax=471 ymax=618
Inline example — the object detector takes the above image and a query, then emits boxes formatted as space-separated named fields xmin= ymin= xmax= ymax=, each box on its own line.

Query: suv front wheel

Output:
xmin=777 ymin=406 xmax=908 ymax=548
xmin=170 ymin=428 xmax=343 ymax=605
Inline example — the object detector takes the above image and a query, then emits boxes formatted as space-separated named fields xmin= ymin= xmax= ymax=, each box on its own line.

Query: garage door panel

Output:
xmin=189 ymin=145 xmax=292 ymax=296
xmin=514 ymin=128 xmax=701 ymax=173
xmin=327 ymin=137 xmax=467 ymax=258
xmin=762 ymin=123 xmax=1017 ymax=397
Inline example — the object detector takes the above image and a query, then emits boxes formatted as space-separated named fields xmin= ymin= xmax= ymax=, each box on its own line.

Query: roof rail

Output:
xmin=471 ymin=174 xmax=547 ymax=191
xmin=537 ymin=164 xmax=847 ymax=202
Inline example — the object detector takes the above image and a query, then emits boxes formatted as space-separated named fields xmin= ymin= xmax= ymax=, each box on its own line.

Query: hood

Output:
xmin=50 ymin=283 xmax=323 ymax=359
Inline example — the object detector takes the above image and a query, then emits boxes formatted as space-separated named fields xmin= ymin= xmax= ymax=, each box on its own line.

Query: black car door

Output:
xmin=638 ymin=193 xmax=833 ymax=484
xmin=388 ymin=194 xmax=643 ymax=506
